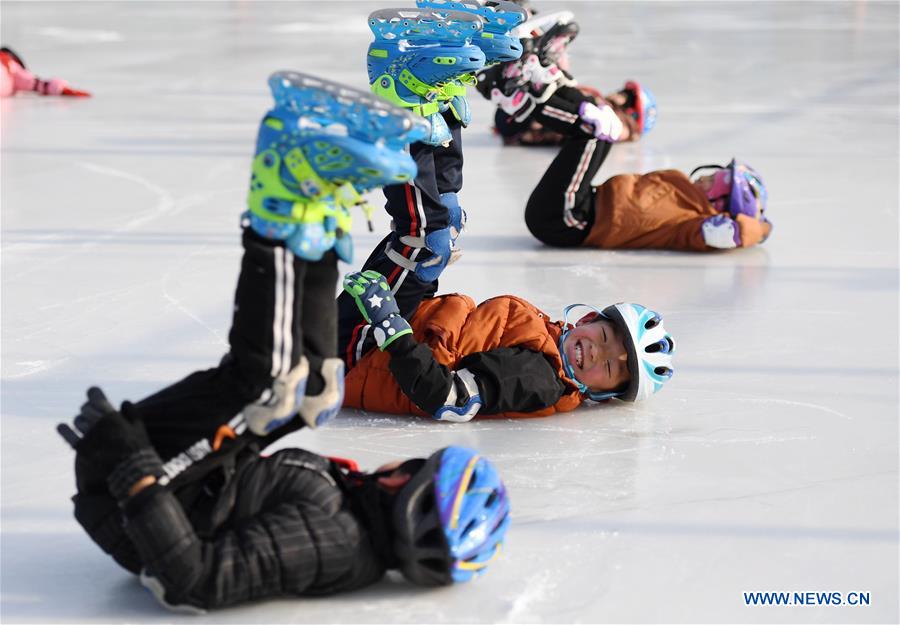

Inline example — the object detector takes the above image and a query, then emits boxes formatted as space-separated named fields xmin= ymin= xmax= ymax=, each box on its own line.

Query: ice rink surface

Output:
xmin=2 ymin=1 xmax=898 ymax=623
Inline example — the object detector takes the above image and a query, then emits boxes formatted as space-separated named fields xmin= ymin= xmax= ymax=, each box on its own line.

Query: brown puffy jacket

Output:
xmin=583 ymin=170 xmax=770 ymax=251
xmin=344 ymin=294 xmax=585 ymax=417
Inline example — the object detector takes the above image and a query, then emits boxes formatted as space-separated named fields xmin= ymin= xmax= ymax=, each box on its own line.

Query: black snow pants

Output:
xmin=524 ymin=136 xmax=612 ymax=248
xmin=337 ymin=111 xmax=464 ymax=369
xmin=137 ymin=228 xmax=338 ymax=461
xmin=70 ymin=227 xmax=341 ymax=574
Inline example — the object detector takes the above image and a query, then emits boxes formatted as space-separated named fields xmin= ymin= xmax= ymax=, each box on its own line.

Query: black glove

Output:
xmin=58 ymin=387 xmax=162 ymax=501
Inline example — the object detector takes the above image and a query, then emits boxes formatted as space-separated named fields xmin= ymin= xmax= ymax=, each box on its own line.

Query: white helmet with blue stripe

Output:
xmin=602 ymin=303 xmax=674 ymax=401
xmin=559 ymin=302 xmax=675 ymax=402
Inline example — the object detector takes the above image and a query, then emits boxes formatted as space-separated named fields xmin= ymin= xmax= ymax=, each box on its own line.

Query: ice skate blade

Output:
xmin=417 ymin=0 xmax=527 ymax=35
xmin=268 ymin=71 xmax=429 ymax=148
xmin=368 ymin=8 xmax=483 ymax=42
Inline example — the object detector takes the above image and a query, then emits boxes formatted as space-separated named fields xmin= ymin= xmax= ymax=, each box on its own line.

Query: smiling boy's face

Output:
xmin=562 ymin=317 xmax=630 ymax=393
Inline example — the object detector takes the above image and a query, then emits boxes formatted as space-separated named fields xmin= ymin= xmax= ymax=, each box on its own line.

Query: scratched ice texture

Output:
xmin=1 ymin=1 xmax=897 ymax=623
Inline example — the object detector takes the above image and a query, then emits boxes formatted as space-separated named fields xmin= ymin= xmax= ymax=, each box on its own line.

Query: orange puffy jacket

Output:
xmin=583 ymin=170 xmax=771 ymax=251
xmin=343 ymin=294 xmax=585 ymax=418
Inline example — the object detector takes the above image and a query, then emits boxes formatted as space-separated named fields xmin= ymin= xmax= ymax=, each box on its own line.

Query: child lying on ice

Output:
xmin=486 ymin=76 xmax=771 ymax=251
xmin=338 ymin=270 xmax=676 ymax=422
xmin=58 ymin=389 xmax=510 ymax=611
xmin=476 ymin=13 xmax=656 ymax=146
xmin=523 ymin=113 xmax=772 ymax=251
xmin=0 ymin=46 xmax=90 ymax=97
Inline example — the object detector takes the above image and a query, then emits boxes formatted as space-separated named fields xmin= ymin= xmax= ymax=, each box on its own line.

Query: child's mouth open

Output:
xmin=574 ymin=339 xmax=585 ymax=369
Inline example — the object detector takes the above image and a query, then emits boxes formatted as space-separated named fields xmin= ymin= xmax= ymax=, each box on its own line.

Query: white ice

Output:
xmin=1 ymin=1 xmax=898 ymax=623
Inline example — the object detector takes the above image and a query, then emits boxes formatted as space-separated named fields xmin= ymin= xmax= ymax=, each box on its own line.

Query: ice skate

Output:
xmin=367 ymin=8 xmax=486 ymax=144
xmin=476 ymin=12 xmax=577 ymax=109
xmin=268 ymin=70 xmax=428 ymax=153
xmin=415 ymin=0 xmax=528 ymax=64
xmin=247 ymin=71 xmax=427 ymax=261
xmin=519 ymin=16 xmax=579 ymax=70
xmin=413 ymin=1 xmax=525 ymax=127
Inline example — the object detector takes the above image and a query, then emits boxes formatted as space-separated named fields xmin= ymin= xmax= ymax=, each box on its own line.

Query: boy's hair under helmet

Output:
xmin=691 ymin=158 xmax=768 ymax=221
xmin=393 ymin=446 xmax=510 ymax=586
xmin=559 ymin=303 xmax=675 ymax=402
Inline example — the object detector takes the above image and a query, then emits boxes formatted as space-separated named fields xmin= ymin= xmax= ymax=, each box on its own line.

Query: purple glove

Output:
xmin=701 ymin=214 xmax=741 ymax=249
xmin=578 ymin=101 xmax=623 ymax=142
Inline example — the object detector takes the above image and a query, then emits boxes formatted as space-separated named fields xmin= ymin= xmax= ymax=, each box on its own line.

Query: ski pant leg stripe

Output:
xmin=414 ymin=185 xmax=427 ymax=234
xmin=281 ymin=248 xmax=295 ymax=375
xmin=387 ymin=264 xmax=404 ymax=284
xmin=387 ymin=243 xmax=413 ymax=285
xmin=346 ymin=322 xmax=363 ymax=368
xmin=404 ymin=184 xmax=418 ymax=237
xmin=271 ymin=246 xmax=285 ymax=377
xmin=390 ymin=247 xmax=422 ymax=295
xmin=544 ymin=105 xmax=578 ymax=124
xmin=390 ymin=184 xmax=427 ymax=289
xmin=565 ymin=140 xmax=596 ymax=211
xmin=355 ymin=325 xmax=371 ymax=364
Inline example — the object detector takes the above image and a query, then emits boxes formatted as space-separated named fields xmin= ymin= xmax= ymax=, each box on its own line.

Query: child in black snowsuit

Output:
xmin=64 ymin=389 xmax=389 ymax=611
xmin=60 ymin=387 xmax=508 ymax=611
xmin=56 ymin=71 xmax=511 ymax=610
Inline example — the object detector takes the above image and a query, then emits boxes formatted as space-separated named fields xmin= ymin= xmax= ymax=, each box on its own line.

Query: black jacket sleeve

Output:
xmin=459 ymin=347 xmax=567 ymax=414
xmin=386 ymin=335 xmax=567 ymax=416
xmin=121 ymin=449 xmax=385 ymax=611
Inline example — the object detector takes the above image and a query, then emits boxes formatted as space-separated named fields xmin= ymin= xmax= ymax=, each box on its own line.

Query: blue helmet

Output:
xmin=394 ymin=446 xmax=510 ymax=585
xmin=558 ymin=302 xmax=675 ymax=402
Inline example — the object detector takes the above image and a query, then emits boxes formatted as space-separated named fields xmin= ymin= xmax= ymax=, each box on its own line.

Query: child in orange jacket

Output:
xmin=338 ymin=270 xmax=675 ymax=422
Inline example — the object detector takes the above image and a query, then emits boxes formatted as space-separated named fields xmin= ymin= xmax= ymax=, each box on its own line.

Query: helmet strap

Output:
xmin=689 ymin=163 xmax=723 ymax=180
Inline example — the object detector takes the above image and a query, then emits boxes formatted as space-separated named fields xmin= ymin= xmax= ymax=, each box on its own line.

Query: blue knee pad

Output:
xmin=444 ymin=94 xmax=472 ymax=127
xmin=386 ymin=227 xmax=454 ymax=283
xmin=416 ymin=228 xmax=453 ymax=283
xmin=422 ymin=111 xmax=453 ymax=147
xmin=440 ymin=192 xmax=467 ymax=244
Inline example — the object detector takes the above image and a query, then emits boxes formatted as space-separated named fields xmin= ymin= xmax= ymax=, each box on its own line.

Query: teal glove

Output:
xmin=343 ymin=270 xmax=413 ymax=350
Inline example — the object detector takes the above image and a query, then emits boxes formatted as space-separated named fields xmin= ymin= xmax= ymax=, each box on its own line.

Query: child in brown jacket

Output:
xmin=494 ymin=80 xmax=771 ymax=251
xmin=524 ymin=128 xmax=772 ymax=252
xmin=477 ymin=39 xmax=771 ymax=252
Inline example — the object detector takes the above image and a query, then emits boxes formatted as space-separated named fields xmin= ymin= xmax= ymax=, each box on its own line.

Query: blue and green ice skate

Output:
xmin=367 ymin=8 xmax=487 ymax=144
xmin=416 ymin=0 xmax=528 ymax=65
xmin=247 ymin=71 xmax=429 ymax=262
